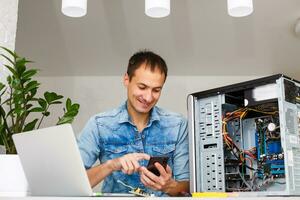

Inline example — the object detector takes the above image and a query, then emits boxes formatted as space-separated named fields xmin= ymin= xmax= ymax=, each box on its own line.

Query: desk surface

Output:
xmin=1 ymin=197 xmax=300 ymax=200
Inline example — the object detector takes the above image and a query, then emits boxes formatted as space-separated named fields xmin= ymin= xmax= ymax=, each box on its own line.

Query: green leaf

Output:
xmin=11 ymin=78 xmax=21 ymax=88
xmin=71 ymin=103 xmax=80 ymax=111
xmin=56 ymin=116 xmax=74 ymax=125
xmin=49 ymin=101 xmax=62 ymax=105
xmin=44 ymin=92 xmax=63 ymax=104
xmin=29 ymin=107 xmax=44 ymax=112
xmin=38 ymin=98 xmax=47 ymax=110
xmin=23 ymin=118 xmax=38 ymax=132
xmin=22 ymin=69 xmax=38 ymax=80
xmin=0 ymin=46 xmax=18 ymax=59
xmin=4 ymin=64 xmax=18 ymax=78
xmin=30 ymin=88 xmax=37 ymax=97
xmin=0 ymin=82 xmax=5 ymax=92
xmin=16 ymin=57 xmax=29 ymax=76
xmin=0 ymin=106 xmax=6 ymax=118
xmin=6 ymin=76 xmax=12 ymax=84
xmin=0 ymin=54 xmax=14 ymax=65
xmin=24 ymin=81 xmax=40 ymax=93
xmin=14 ymin=108 xmax=25 ymax=115
xmin=0 ymin=87 xmax=7 ymax=99
xmin=43 ymin=111 xmax=50 ymax=117
xmin=66 ymin=98 xmax=72 ymax=110
xmin=26 ymin=104 xmax=33 ymax=109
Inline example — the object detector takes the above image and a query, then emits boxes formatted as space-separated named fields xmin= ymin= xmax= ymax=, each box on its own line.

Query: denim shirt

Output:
xmin=77 ymin=102 xmax=189 ymax=196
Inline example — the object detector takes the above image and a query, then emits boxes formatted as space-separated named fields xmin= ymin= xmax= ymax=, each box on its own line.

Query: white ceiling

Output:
xmin=15 ymin=0 xmax=300 ymax=78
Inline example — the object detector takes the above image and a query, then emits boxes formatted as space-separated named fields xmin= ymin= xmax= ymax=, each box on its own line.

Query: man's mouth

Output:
xmin=138 ymin=98 xmax=151 ymax=108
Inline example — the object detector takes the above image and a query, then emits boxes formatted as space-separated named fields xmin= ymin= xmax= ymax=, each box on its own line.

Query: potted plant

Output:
xmin=0 ymin=46 xmax=80 ymax=195
xmin=0 ymin=46 xmax=80 ymax=154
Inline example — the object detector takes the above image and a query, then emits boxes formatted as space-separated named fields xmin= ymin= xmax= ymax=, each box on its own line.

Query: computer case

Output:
xmin=187 ymin=74 xmax=300 ymax=195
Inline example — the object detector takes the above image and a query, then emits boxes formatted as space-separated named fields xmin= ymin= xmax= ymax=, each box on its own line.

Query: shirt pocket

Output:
xmin=152 ymin=143 xmax=176 ymax=157
xmin=104 ymin=144 xmax=128 ymax=160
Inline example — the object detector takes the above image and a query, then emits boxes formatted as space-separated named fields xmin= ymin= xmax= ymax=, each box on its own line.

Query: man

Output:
xmin=77 ymin=50 xmax=189 ymax=196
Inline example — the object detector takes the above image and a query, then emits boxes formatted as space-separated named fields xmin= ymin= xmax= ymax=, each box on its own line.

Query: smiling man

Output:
xmin=77 ymin=50 xmax=189 ymax=196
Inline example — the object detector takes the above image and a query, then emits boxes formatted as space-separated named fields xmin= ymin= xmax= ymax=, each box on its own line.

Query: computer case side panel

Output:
xmin=277 ymin=77 xmax=300 ymax=195
xmin=188 ymin=94 xmax=197 ymax=193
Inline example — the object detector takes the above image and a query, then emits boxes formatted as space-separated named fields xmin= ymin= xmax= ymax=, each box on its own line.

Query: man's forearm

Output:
xmin=164 ymin=180 xmax=189 ymax=196
xmin=87 ymin=160 xmax=115 ymax=188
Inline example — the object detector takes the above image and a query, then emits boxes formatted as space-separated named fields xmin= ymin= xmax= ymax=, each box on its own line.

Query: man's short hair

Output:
xmin=127 ymin=50 xmax=168 ymax=81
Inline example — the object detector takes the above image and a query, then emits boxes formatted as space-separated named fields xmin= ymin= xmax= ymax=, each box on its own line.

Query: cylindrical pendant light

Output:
xmin=227 ymin=0 xmax=253 ymax=17
xmin=62 ymin=0 xmax=87 ymax=18
xmin=145 ymin=0 xmax=170 ymax=18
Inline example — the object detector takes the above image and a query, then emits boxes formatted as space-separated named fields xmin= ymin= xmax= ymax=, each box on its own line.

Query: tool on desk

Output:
xmin=117 ymin=180 xmax=154 ymax=197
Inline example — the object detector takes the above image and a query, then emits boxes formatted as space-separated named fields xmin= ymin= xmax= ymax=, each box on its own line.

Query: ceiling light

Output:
xmin=145 ymin=0 xmax=170 ymax=18
xmin=61 ymin=0 xmax=87 ymax=18
xmin=227 ymin=0 xmax=253 ymax=17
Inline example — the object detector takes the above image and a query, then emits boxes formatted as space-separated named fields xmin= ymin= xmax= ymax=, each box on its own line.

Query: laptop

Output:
xmin=13 ymin=124 xmax=137 ymax=197
xmin=12 ymin=124 xmax=94 ymax=196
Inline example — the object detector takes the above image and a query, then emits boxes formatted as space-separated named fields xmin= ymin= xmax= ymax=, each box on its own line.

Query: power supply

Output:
xmin=188 ymin=74 xmax=300 ymax=195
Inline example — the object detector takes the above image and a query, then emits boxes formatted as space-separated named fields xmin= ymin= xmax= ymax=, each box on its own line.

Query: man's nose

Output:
xmin=144 ymin=90 xmax=153 ymax=102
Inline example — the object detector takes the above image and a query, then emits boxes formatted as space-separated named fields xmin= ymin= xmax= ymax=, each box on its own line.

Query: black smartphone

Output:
xmin=146 ymin=156 xmax=169 ymax=176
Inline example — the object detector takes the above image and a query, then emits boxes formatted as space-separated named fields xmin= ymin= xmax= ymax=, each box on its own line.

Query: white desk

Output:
xmin=1 ymin=197 xmax=300 ymax=200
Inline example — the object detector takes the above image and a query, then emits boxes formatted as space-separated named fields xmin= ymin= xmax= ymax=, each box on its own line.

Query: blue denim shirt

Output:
xmin=77 ymin=102 xmax=189 ymax=196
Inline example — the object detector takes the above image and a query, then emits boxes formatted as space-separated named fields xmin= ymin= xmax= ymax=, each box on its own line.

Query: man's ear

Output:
xmin=123 ymin=73 xmax=129 ymax=87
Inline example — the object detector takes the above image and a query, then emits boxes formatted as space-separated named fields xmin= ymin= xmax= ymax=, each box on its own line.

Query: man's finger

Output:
xmin=135 ymin=153 xmax=150 ymax=160
xmin=141 ymin=172 xmax=155 ymax=187
xmin=154 ymin=162 xmax=167 ymax=177
xmin=126 ymin=160 xmax=134 ymax=174
xmin=165 ymin=165 xmax=172 ymax=174
xmin=132 ymin=159 xmax=141 ymax=172
xmin=140 ymin=172 xmax=162 ymax=190
xmin=140 ymin=166 xmax=160 ymax=182
xmin=120 ymin=158 xmax=129 ymax=172
xmin=140 ymin=175 xmax=156 ymax=191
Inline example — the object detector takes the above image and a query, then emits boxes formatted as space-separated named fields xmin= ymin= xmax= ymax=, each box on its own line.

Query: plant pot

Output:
xmin=0 ymin=154 xmax=29 ymax=196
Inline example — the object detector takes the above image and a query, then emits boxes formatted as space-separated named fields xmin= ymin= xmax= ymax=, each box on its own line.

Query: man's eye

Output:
xmin=139 ymin=86 xmax=146 ymax=90
xmin=153 ymin=89 xmax=161 ymax=93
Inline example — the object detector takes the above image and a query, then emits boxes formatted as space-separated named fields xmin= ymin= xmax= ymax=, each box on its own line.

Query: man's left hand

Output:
xmin=139 ymin=163 xmax=176 ymax=192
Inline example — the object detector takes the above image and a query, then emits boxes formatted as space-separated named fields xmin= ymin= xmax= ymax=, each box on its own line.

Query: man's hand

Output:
xmin=108 ymin=153 xmax=150 ymax=175
xmin=139 ymin=162 xmax=176 ymax=192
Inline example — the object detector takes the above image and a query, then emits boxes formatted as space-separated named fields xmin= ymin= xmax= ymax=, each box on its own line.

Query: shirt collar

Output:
xmin=118 ymin=101 xmax=160 ymax=125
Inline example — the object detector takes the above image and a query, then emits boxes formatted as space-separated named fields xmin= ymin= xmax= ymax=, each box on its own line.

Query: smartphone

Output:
xmin=146 ymin=156 xmax=169 ymax=176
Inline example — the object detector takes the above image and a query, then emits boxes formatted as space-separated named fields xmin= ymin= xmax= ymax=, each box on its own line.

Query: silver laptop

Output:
xmin=13 ymin=124 xmax=93 ymax=196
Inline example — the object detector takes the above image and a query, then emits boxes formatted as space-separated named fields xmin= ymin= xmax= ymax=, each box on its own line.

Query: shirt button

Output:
xmin=141 ymin=135 xmax=145 ymax=139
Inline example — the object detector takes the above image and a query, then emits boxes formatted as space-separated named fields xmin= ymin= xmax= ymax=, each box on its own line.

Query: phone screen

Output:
xmin=146 ymin=156 xmax=169 ymax=176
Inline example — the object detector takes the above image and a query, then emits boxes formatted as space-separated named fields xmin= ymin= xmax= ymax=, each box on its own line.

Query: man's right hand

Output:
xmin=107 ymin=153 xmax=150 ymax=175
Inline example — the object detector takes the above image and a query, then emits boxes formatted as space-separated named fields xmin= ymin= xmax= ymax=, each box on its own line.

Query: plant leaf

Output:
xmin=24 ymin=80 xmax=40 ymax=93
xmin=66 ymin=98 xmax=72 ymax=110
xmin=44 ymin=92 xmax=63 ymax=104
xmin=22 ymin=69 xmax=38 ymax=81
xmin=50 ymin=101 xmax=62 ymax=105
xmin=56 ymin=116 xmax=74 ymax=125
xmin=0 ymin=106 xmax=6 ymax=117
xmin=4 ymin=64 xmax=18 ymax=78
xmin=23 ymin=119 xmax=38 ymax=132
xmin=71 ymin=103 xmax=80 ymax=111
xmin=43 ymin=111 xmax=50 ymax=117
xmin=38 ymin=98 xmax=47 ymax=110
xmin=0 ymin=46 xmax=18 ymax=59
xmin=0 ymin=53 xmax=14 ymax=65
xmin=28 ymin=107 xmax=44 ymax=113
xmin=0 ymin=82 xmax=5 ymax=92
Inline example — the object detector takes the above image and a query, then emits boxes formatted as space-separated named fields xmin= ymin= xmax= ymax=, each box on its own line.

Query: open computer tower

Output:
xmin=188 ymin=74 xmax=300 ymax=195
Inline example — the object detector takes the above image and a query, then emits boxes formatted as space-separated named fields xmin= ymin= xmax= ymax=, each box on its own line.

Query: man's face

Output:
xmin=124 ymin=63 xmax=166 ymax=114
